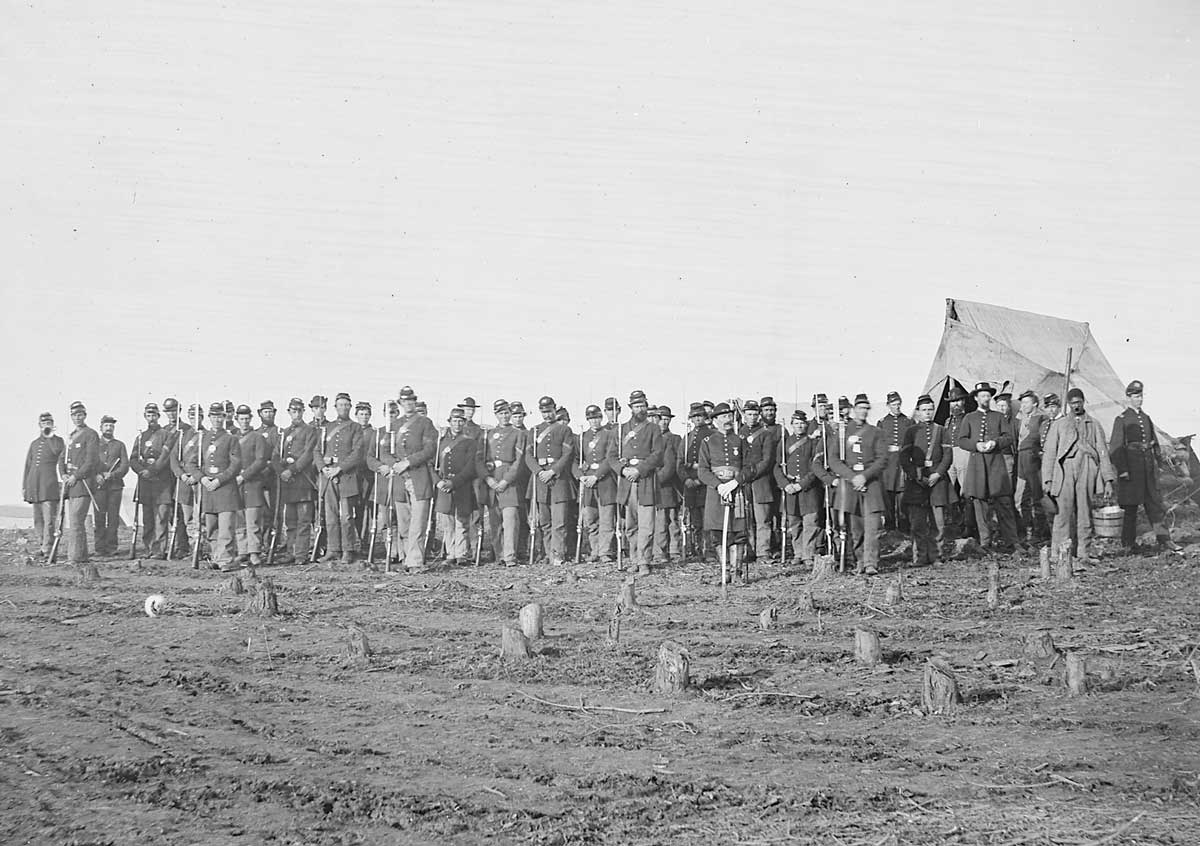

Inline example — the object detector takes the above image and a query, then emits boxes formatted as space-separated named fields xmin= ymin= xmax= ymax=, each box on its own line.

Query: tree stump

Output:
xmin=855 ymin=628 xmax=882 ymax=667
xmin=501 ymin=625 xmax=531 ymax=659
xmin=226 ymin=574 xmax=245 ymax=595
xmin=78 ymin=563 xmax=101 ymax=584
xmin=884 ymin=581 xmax=901 ymax=607
xmin=247 ymin=578 xmax=279 ymax=617
xmin=985 ymin=561 xmax=1000 ymax=610
xmin=1024 ymin=631 xmax=1064 ymax=685
xmin=798 ymin=589 xmax=816 ymax=614
xmin=1066 ymin=651 xmax=1088 ymax=696
xmin=347 ymin=626 xmax=371 ymax=663
xmin=922 ymin=658 xmax=963 ymax=715
xmin=606 ymin=606 xmax=622 ymax=646
xmin=654 ymin=641 xmax=690 ymax=694
xmin=1055 ymin=546 xmax=1073 ymax=582
xmin=618 ymin=578 xmax=638 ymax=613
xmin=759 ymin=604 xmax=779 ymax=631
xmin=519 ymin=603 xmax=544 ymax=640
xmin=1039 ymin=546 xmax=1052 ymax=579
xmin=812 ymin=555 xmax=836 ymax=581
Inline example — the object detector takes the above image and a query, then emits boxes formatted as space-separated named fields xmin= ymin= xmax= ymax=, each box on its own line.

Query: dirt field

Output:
xmin=2 ymin=529 xmax=1198 ymax=845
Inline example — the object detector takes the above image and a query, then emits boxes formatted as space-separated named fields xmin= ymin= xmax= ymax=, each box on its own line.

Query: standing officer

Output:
xmin=574 ymin=404 xmax=618 ymax=565
xmin=273 ymin=398 xmax=318 ymax=565
xmin=757 ymin=397 xmax=784 ymax=558
xmin=353 ymin=401 xmax=375 ymax=551
xmin=256 ymin=400 xmax=282 ymax=554
xmin=956 ymin=382 xmax=1020 ymax=551
xmin=1014 ymin=390 xmax=1049 ymax=543
xmin=1108 ymin=380 xmax=1181 ymax=552
xmin=481 ymin=400 xmax=524 ymax=566
xmin=774 ymin=409 xmax=822 ymax=570
xmin=650 ymin=406 xmax=683 ymax=567
xmin=23 ymin=412 xmax=65 ymax=561
xmin=434 ymin=407 xmax=480 ymax=565
xmin=161 ymin=397 xmax=194 ymax=558
xmin=92 ymin=415 xmax=129 ymax=557
xmin=458 ymin=397 xmax=487 ymax=558
xmin=615 ymin=390 xmax=665 ymax=576
xmin=697 ymin=402 xmax=752 ymax=583
xmin=189 ymin=402 xmax=243 ymax=570
xmin=877 ymin=391 xmax=911 ymax=532
xmin=822 ymin=394 xmax=888 ymax=575
xmin=314 ymin=392 xmax=365 ymax=566
xmin=737 ymin=399 xmax=765 ymax=562
xmin=900 ymin=395 xmax=954 ymax=566
xmin=372 ymin=386 xmax=438 ymax=571
xmin=680 ymin=402 xmax=713 ymax=561
xmin=523 ymin=396 xmax=575 ymax=565
xmin=234 ymin=405 xmax=270 ymax=566
xmin=59 ymin=401 xmax=101 ymax=565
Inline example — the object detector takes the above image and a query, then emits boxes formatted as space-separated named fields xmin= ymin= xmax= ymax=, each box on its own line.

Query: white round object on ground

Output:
xmin=144 ymin=594 xmax=166 ymax=617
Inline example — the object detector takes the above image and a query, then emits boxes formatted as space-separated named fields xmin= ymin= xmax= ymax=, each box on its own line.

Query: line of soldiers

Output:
xmin=22 ymin=380 xmax=1180 ymax=576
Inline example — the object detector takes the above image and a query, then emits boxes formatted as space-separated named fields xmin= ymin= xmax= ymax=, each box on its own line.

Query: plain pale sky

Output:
xmin=3 ymin=0 xmax=1198 ymax=500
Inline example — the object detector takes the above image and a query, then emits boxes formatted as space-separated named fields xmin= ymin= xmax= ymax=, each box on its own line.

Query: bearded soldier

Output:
xmin=480 ymin=400 xmax=524 ymax=566
xmin=23 ymin=412 xmax=65 ymax=561
xmin=877 ymin=391 xmax=911 ymax=532
xmin=697 ymin=402 xmax=752 ymax=583
xmin=737 ymin=399 xmax=766 ymax=562
xmin=370 ymin=387 xmax=438 ymax=571
xmin=434 ymin=407 xmax=480 ymax=566
xmin=957 ymin=382 xmax=1020 ymax=551
xmin=458 ymin=397 xmax=487 ymax=558
xmin=574 ymin=404 xmax=619 ymax=565
xmin=649 ymin=406 xmax=683 ymax=566
xmin=615 ymin=390 xmax=665 ymax=576
xmin=92 ymin=415 xmax=129 ymax=557
xmin=821 ymin=393 xmax=888 ymax=575
xmin=271 ymin=398 xmax=318 ymax=564
xmin=314 ymin=392 xmax=365 ymax=566
xmin=679 ymin=403 xmax=713 ymax=561
xmin=59 ymin=401 xmax=102 ymax=564
xmin=1109 ymin=380 xmax=1181 ymax=552
xmin=900 ymin=395 xmax=954 ymax=566
xmin=255 ymin=400 xmax=282 ymax=554
xmin=234 ymin=405 xmax=270 ymax=566
xmin=524 ymin=396 xmax=575 ymax=565
xmin=774 ymin=409 xmax=822 ymax=570
xmin=191 ymin=403 xmax=242 ymax=569
xmin=160 ymin=397 xmax=194 ymax=558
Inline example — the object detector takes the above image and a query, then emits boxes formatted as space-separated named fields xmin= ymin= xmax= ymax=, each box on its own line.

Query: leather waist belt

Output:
xmin=537 ymin=458 xmax=554 ymax=466
xmin=488 ymin=460 xmax=509 ymax=470
xmin=589 ymin=463 xmax=600 ymax=470
xmin=628 ymin=458 xmax=641 ymax=466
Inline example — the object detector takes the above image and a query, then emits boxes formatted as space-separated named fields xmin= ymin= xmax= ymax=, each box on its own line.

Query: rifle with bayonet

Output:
xmin=311 ymin=423 xmax=328 ymax=562
xmin=426 ymin=428 xmax=446 ymax=560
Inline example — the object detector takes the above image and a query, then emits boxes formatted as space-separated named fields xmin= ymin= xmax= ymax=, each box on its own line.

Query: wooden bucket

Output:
xmin=1092 ymin=505 xmax=1124 ymax=539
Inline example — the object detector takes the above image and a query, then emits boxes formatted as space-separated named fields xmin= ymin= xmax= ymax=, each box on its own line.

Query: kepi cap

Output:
xmin=288 ymin=397 xmax=305 ymax=410
xmin=791 ymin=409 xmax=808 ymax=422
xmin=1018 ymin=389 xmax=1038 ymax=403
xmin=1125 ymin=380 xmax=1143 ymax=396
xmin=355 ymin=401 xmax=371 ymax=413
xmin=38 ymin=411 xmax=53 ymax=423
xmin=886 ymin=391 xmax=901 ymax=404
xmin=458 ymin=397 xmax=479 ymax=409
xmin=309 ymin=395 xmax=327 ymax=408
xmin=538 ymin=395 xmax=557 ymax=412
xmin=162 ymin=397 xmax=179 ymax=412
xmin=493 ymin=398 xmax=509 ymax=412
xmin=687 ymin=402 xmax=707 ymax=418
xmin=742 ymin=400 xmax=760 ymax=412
xmin=759 ymin=396 xmax=776 ymax=408
xmin=334 ymin=392 xmax=351 ymax=403
xmin=509 ymin=401 xmax=525 ymax=414
xmin=208 ymin=401 xmax=225 ymax=414
xmin=1043 ymin=393 xmax=1061 ymax=407
xmin=853 ymin=393 xmax=870 ymax=407
xmin=235 ymin=404 xmax=253 ymax=416
xmin=711 ymin=402 xmax=733 ymax=417
xmin=448 ymin=407 xmax=466 ymax=422
xmin=144 ymin=402 xmax=160 ymax=414
xmin=398 ymin=386 xmax=417 ymax=401
xmin=585 ymin=404 xmax=602 ymax=419
xmin=69 ymin=401 xmax=86 ymax=413
xmin=258 ymin=400 xmax=276 ymax=412
xmin=628 ymin=390 xmax=647 ymax=405
xmin=915 ymin=394 xmax=934 ymax=407
xmin=657 ymin=405 xmax=674 ymax=418
xmin=100 ymin=415 xmax=116 ymax=424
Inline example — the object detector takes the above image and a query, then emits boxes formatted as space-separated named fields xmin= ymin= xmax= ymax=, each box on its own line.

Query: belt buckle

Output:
xmin=853 ymin=463 xmax=864 ymax=472
xmin=629 ymin=458 xmax=640 ymax=466
xmin=589 ymin=463 xmax=600 ymax=470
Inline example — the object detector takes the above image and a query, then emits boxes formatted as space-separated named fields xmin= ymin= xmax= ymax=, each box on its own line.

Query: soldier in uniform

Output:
xmin=1043 ymin=393 xmax=1062 ymax=421
xmin=415 ymin=400 xmax=428 ymax=417
xmin=256 ymin=400 xmax=282 ymax=555
xmin=23 ymin=412 xmax=65 ymax=560
xmin=234 ymin=405 xmax=270 ymax=566
xmin=877 ymin=391 xmax=911 ymax=533
xmin=574 ymin=404 xmax=619 ymax=565
xmin=273 ymin=398 xmax=318 ymax=564
xmin=1043 ymin=388 xmax=1116 ymax=564
xmin=650 ymin=406 xmax=683 ymax=567
xmin=820 ymin=393 xmax=888 ymax=575
xmin=353 ymin=401 xmax=375 ymax=550
xmin=956 ymin=382 xmax=1020 ymax=551
xmin=697 ymin=402 xmax=752 ymax=583
xmin=60 ymin=401 xmax=102 ymax=564
xmin=737 ymin=399 xmax=764 ymax=562
xmin=92 ymin=415 xmax=129 ymax=557
xmin=458 ymin=397 xmax=487 ymax=560
xmin=523 ymin=396 xmax=575 ymax=565
xmin=481 ymin=400 xmax=525 ymax=566
xmin=615 ymin=390 xmax=665 ymax=576
xmin=508 ymin=401 xmax=532 ymax=557
xmin=314 ymin=392 xmax=365 ymax=566
xmin=679 ymin=402 xmax=713 ymax=561
xmin=187 ymin=402 xmax=243 ymax=570
xmin=603 ymin=397 xmax=621 ymax=431
xmin=774 ymin=409 xmax=822 ymax=570
xmin=753 ymin=397 xmax=784 ymax=561
xmin=900 ymin=395 xmax=954 ymax=566
xmin=1014 ymin=390 xmax=1049 ymax=543
xmin=160 ymin=397 xmax=193 ymax=558
xmin=1108 ymin=380 xmax=1180 ymax=552
xmin=371 ymin=386 xmax=438 ymax=571
xmin=943 ymin=385 xmax=976 ymax=541
xmin=434 ymin=407 xmax=480 ymax=566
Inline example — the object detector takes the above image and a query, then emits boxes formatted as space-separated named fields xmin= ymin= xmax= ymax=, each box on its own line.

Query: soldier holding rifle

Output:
xmin=92 ymin=415 xmax=129 ymax=557
xmin=434 ymin=407 xmax=480 ymax=566
xmin=272 ymin=397 xmax=318 ymax=565
xmin=679 ymin=402 xmax=713 ymax=562
xmin=162 ymin=398 xmax=196 ymax=558
xmin=524 ymin=396 xmax=575 ymax=566
xmin=697 ymin=402 xmax=751 ymax=585
xmin=23 ymin=411 xmax=65 ymax=561
xmin=774 ymin=409 xmax=822 ymax=571
xmin=574 ymin=404 xmax=619 ymax=566
xmin=234 ymin=405 xmax=270 ymax=567
xmin=615 ymin=390 xmax=665 ymax=577
xmin=821 ymin=393 xmax=888 ymax=575
xmin=314 ymin=392 xmax=365 ymax=567
xmin=650 ymin=406 xmax=684 ymax=567
xmin=59 ymin=401 xmax=102 ymax=565
xmin=368 ymin=386 xmax=438 ymax=572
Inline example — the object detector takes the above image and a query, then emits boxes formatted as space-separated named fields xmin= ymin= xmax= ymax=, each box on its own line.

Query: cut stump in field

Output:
xmin=1024 ymin=631 xmax=1065 ymax=685
xmin=347 ymin=626 xmax=371 ymax=663
xmin=606 ymin=606 xmax=621 ymax=646
xmin=519 ymin=603 xmax=544 ymax=640
xmin=884 ymin=581 xmax=901 ymax=607
xmin=654 ymin=641 xmax=690 ymax=694
xmin=855 ymin=628 xmax=882 ymax=667
xmin=78 ymin=563 xmax=101 ymax=584
xmin=226 ymin=574 xmax=245 ymax=595
xmin=985 ymin=561 xmax=1000 ymax=610
xmin=247 ymin=579 xmax=279 ymax=617
xmin=501 ymin=625 xmax=531 ymax=659
xmin=759 ymin=604 xmax=779 ymax=631
xmin=618 ymin=579 xmax=638 ymax=613
xmin=798 ymin=589 xmax=816 ymax=614
xmin=1055 ymin=545 xmax=1074 ymax=581
xmin=922 ymin=658 xmax=962 ymax=715
xmin=1039 ymin=546 xmax=1052 ymax=579
xmin=811 ymin=555 xmax=836 ymax=581
xmin=1066 ymin=651 xmax=1088 ymax=696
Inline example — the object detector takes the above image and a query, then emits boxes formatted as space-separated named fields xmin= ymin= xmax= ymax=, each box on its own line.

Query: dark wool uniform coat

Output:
xmin=899 ymin=421 xmax=956 ymax=507
xmin=823 ymin=420 xmax=888 ymax=515
xmin=773 ymin=431 xmax=823 ymax=517
xmin=23 ymin=434 xmax=65 ymax=503
xmin=61 ymin=425 xmax=102 ymax=500
xmin=741 ymin=423 xmax=780 ymax=503
xmin=237 ymin=429 xmax=270 ymax=508
xmin=182 ymin=429 xmax=243 ymax=514
xmin=367 ymin=414 xmax=438 ymax=503
xmin=434 ymin=433 xmax=480 ymax=517
xmin=95 ymin=436 xmax=130 ymax=491
xmin=479 ymin=425 xmax=526 ymax=509
xmin=877 ymin=412 xmax=912 ymax=493
xmin=274 ymin=422 xmax=318 ymax=504
xmin=525 ymin=420 xmax=576 ymax=504
xmin=679 ymin=424 xmax=713 ymax=509
xmin=1108 ymin=407 xmax=1162 ymax=508
xmin=164 ymin=421 xmax=197 ymax=506
xmin=956 ymin=409 xmax=1014 ymax=499
xmin=615 ymin=419 xmax=665 ymax=507
xmin=130 ymin=425 xmax=175 ymax=506
xmin=573 ymin=426 xmax=619 ymax=508
xmin=697 ymin=428 xmax=753 ymax=531
xmin=655 ymin=431 xmax=683 ymax=509
xmin=313 ymin=419 xmax=366 ymax=499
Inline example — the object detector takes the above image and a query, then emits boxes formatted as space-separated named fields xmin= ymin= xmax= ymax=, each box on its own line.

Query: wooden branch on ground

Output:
xmin=516 ymin=690 xmax=667 ymax=715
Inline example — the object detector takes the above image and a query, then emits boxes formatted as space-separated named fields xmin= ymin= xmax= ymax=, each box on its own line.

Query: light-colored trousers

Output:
xmin=620 ymin=488 xmax=656 ymax=566
xmin=236 ymin=506 xmax=264 ymax=555
xmin=438 ymin=511 xmax=469 ymax=560
xmin=66 ymin=496 xmax=91 ymax=563
xmin=653 ymin=507 xmax=681 ymax=562
xmin=1051 ymin=455 xmax=1099 ymax=559
xmin=394 ymin=497 xmax=431 ymax=569
xmin=32 ymin=500 xmax=59 ymax=556
xmin=783 ymin=511 xmax=821 ymax=564
xmin=581 ymin=503 xmax=616 ymax=562
xmin=204 ymin=511 xmax=237 ymax=565
xmin=489 ymin=504 xmax=520 ymax=564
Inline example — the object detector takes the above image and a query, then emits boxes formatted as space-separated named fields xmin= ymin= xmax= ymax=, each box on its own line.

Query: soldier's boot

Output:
xmin=340 ymin=550 xmax=355 ymax=566
xmin=637 ymin=562 xmax=651 ymax=577
xmin=249 ymin=553 xmax=263 ymax=567
xmin=319 ymin=550 xmax=339 ymax=564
